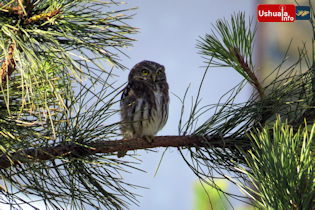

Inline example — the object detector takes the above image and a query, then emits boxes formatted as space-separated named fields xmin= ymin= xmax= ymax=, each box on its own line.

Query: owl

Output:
xmin=118 ymin=60 xmax=169 ymax=157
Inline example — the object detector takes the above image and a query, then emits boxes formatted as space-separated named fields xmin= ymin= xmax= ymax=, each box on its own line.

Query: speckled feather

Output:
xmin=120 ymin=60 xmax=169 ymax=145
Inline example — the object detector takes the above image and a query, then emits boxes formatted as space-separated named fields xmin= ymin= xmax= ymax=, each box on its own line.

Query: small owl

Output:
xmin=119 ymin=60 xmax=169 ymax=157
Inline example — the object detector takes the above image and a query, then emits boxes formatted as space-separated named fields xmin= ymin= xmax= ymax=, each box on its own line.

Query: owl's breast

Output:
xmin=141 ymin=88 xmax=169 ymax=136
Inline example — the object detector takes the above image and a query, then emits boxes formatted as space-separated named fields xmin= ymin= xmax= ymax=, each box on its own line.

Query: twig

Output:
xmin=232 ymin=47 xmax=265 ymax=99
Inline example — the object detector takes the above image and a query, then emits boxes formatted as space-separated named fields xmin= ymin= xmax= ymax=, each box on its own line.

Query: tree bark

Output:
xmin=0 ymin=135 xmax=231 ymax=169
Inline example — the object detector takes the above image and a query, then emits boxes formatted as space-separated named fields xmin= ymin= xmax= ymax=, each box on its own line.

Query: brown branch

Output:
xmin=0 ymin=42 xmax=16 ymax=88
xmin=231 ymin=47 xmax=265 ymax=100
xmin=0 ymin=0 xmax=33 ymax=17
xmin=24 ymin=8 xmax=61 ymax=24
xmin=0 ymin=135 xmax=234 ymax=170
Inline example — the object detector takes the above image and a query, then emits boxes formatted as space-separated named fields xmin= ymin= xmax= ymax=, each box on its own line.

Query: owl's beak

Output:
xmin=152 ymin=73 xmax=156 ymax=82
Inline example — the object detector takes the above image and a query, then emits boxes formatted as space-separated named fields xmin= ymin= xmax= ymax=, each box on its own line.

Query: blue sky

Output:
xmin=109 ymin=1 xmax=255 ymax=210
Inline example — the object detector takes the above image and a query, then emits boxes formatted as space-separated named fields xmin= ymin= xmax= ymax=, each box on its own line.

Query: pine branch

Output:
xmin=0 ymin=0 xmax=33 ymax=18
xmin=0 ymin=135 xmax=234 ymax=170
xmin=231 ymin=47 xmax=265 ymax=99
xmin=290 ymin=102 xmax=315 ymax=127
xmin=0 ymin=1 xmax=35 ymax=87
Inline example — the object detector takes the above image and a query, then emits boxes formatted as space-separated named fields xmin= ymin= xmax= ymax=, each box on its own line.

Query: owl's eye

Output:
xmin=157 ymin=70 xmax=161 ymax=75
xmin=142 ymin=69 xmax=149 ymax=75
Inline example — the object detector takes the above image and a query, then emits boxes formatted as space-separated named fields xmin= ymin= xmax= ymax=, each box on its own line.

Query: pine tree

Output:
xmin=1 ymin=0 xmax=315 ymax=209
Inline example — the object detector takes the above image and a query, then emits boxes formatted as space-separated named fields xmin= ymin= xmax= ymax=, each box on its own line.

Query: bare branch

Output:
xmin=0 ymin=135 xmax=232 ymax=169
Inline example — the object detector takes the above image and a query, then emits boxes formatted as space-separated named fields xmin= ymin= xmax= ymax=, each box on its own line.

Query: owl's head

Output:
xmin=128 ymin=60 xmax=166 ymax=83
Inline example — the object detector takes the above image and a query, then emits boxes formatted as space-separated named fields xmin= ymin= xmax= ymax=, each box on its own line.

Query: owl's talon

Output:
xmin=144 ymin=135 xmax=154 ymax=144
xmin=117 ymin=150 xmax=127 ymax=158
